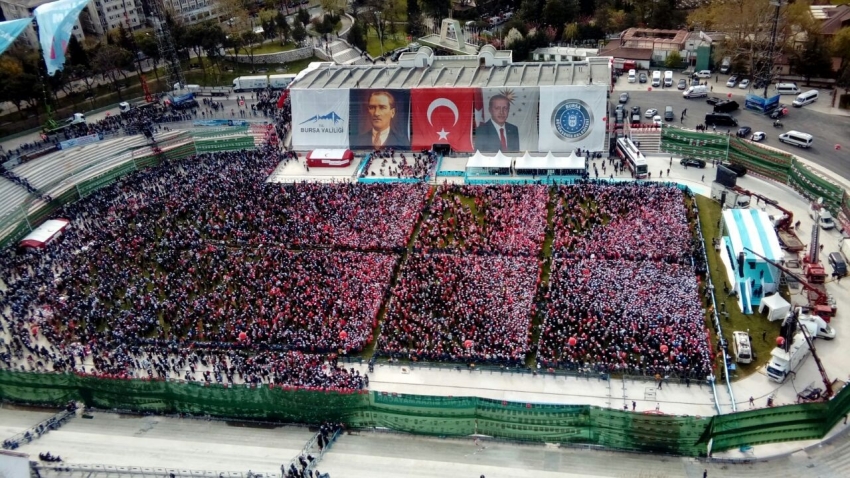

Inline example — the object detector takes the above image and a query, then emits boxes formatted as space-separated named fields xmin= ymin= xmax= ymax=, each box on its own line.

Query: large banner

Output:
xmin=473 ymin=88 xmax=539 ymax=153
xmin=0 ymin=19 xmax=31 ymax=58
xmin=291 ymin=89 xmax=350 ymax=150
xmin=349 ymin=89 xmax=410 ymax=150
xmin=410 ymin=88 xmax=475 ymax=152
xmin=538 ymin=86 xmax=608 ymax=153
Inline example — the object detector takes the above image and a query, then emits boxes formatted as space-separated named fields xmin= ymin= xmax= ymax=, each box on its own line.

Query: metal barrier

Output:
xmin=2 ymin=409 xmax=74 ymax=450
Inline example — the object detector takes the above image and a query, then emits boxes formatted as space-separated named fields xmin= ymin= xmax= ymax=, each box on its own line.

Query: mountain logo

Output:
xmin=300 ymin=111 xmax=344 ymax=125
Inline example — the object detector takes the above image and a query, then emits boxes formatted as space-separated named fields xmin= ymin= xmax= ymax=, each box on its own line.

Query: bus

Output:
xmin=615 ymin=137 xmax=648 ymax=179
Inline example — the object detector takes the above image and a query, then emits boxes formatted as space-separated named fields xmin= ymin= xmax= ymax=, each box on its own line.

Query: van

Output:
xmin=778 ymin=130 xmax=813 ymax=148
xmin=651 ymin=71 xmax=661 ymax=87
xmin=792 ymin=90 xmax=818 ymax=107
xmin=694 ymin=70 xmax=712 ymax=78
xmin=704 ymin=113 xmax=738 ymax=127
xmin=732 ymin=331 xmax=753 ymax=364
xmin=489 ymin=16 xmax=500 ymax=27
xmin=664 ymin=105 xmax=674 ymax=121
xmin=663 ymin=71 xmax=674 ymax=87
xmin=776 ymin=83 xmax=800 ymax=95
xmin=828 ymin=252 xmax=847 ymax=277
xmin=628 ymin=69 xmax=636 ymax=83
xmin=683 ymin=85 xmax=707 ymax=98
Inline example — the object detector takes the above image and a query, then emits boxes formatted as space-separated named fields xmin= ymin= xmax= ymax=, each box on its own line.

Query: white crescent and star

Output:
xmin=427 ymin=98 xmax=459 ymax=140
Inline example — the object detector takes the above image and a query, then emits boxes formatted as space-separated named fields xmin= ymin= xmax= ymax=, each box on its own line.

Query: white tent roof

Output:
xmin=759 ymin=293 xmax=792 ymax=322
xmin=466 ymin=150 xmax=512 ymax=169
xmin=514 ymin=151 xmax=585 ymax=170
xmin=723 ymin=208 xmax=784 ymax=262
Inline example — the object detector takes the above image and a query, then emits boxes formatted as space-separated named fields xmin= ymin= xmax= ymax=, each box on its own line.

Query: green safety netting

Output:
xmin=4 ymin=371 xmax=850 ymax=455
xmin=194 ymin=136 xmax=256 ymax=153
xmin=788 ymin=159 xmax=844 ymax=213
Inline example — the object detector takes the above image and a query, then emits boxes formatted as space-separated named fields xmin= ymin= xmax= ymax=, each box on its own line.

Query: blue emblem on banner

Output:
xmin=552 ymin=100 xmax=593 ymax=141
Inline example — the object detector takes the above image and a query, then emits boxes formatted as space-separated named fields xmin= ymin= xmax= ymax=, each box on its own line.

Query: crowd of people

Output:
xmin=415 ymin=184 xmax=548 ymax=256
xmin=362 ymin=149 xmax=438 ymax=180
xmin=376 ymin=253 xmax=539 ymax=365
xmin=551 ymin=183 xmax=695 ymax=263
xmin=0 ymin=164 xmax=52 ymax=202
xmin=538 ymin=258 xmax=713 ymax=379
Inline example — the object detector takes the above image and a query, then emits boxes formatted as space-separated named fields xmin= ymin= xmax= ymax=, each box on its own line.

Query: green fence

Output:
xmin=660 ymin=128 xmax=845 ymax=215
xmin=3 ymin=369 xmax=850 ymax=456
xmin=194 ymin=136 xmax=256 ymax=153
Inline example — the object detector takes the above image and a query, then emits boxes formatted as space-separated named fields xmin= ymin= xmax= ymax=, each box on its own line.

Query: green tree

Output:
xmin=66 ymin=36 xmax=89 ymax=68
xmin=518 ymin=0 xmax=545 ymax=25
xmin=419 ymin=0 xmax=451 ymax=23
xmin=563 ymin=22 xmax=580 ymax=44
xmin=135 ymin=33 xmax=162 ymax=83
xmin=348 ymin=20 xmax=367 ymax=51
xmin=793 ymin=37 xmax=833 ymax=85
xmin=91 ymin=44 xmax=134 ymax=100
xmin=665 ymin=51 xmax=683 ymax=68
xmin=832 ymin=27 xmax=850 ymax=75
xmin=292 ymin=21 xmax=307 ymax=44
xmin=296 ymin=8 xmax=310 ymax=25
xmin=543 ymin=0 xmax=578 ymax=37
xmin=276 ymin=11 xmax=291 ymax=43
xmin=240 ymin=30 xmax=263 ymax=72
xmin=407 ymin=0 xmax=425 ymax=38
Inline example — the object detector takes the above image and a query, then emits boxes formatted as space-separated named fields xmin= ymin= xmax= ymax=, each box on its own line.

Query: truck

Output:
xmin=613 ymin=58 xmax=637 ymax=74
xmin=268 ymin=74 xmax=296 ymax=90
xmin=796 ymin=310 xmax=836 ymax=340
xmin=710 ymin=182 xmax=751 ymax=209
xmin=232 ymin=75 xmax=270 ymax=92
xmin=766 ymin=332 xmax=810 ymax=382
xmin=43 ymin=113 xmax=86 ymax=135
xmin=119 ymin=101 xmax=157 ymax=114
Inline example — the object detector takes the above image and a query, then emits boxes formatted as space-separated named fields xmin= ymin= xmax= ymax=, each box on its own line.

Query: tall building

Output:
xmin=164 ymin=0 xmax=221 ymax=25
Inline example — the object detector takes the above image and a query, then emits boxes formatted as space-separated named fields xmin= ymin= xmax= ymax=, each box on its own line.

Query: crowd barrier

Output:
xmin=358 ymin=177 xmax=423 ymax=184
xmin=2 ymin=370 xmax=849 ymax=457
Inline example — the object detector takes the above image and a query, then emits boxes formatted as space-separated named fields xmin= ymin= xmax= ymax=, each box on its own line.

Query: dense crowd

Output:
xmin=415 ymin=184 xmax=548 ymax=256
xmin=376 ymin=253 xmax=539 ymax=365
xmin=363 ymin=148 xmax=438 ymax=180
xmin=538 ymin=258 xmax=713 ymax=379
xmin=552 ymin=183 xmax=695 ymax=262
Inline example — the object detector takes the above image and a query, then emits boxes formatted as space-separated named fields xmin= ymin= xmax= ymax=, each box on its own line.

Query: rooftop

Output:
xmin=290 ymin=57 xmax=612 ymax=90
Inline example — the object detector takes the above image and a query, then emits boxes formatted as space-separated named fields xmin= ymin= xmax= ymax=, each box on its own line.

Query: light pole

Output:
xmin=376 ymin=11 xmax=384 ymax=58
xmin=763 ymin=0 xmax=783 ymax=98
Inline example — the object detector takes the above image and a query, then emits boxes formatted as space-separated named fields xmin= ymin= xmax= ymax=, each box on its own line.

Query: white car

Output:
xmin=652 ymin=115 xmax=662 ymax=126
xmin=739 ymin=79 xmax=750 ymax=89
xmin=751 ymin=131 xmax=766 ymax=142
xmin=726 ymin=76 xmax=738 ymax=87
xmin=645 ymin=108 xmax=658 ymax=118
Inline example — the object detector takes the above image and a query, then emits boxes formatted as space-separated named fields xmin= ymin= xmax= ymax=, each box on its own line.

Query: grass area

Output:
xmin=696 ymin=195 xmax=781 ymax=379
xmin=227 ymin=42 xmax=297 ymax=55
xmin=365 ymin=27 xmax=409 ymax=58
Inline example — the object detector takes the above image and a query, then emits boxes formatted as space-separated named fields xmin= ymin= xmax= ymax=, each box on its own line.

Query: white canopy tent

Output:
xmin=514 ymin=151 xmax=585 ymax=175
xmin=466 ymin=150 xmax=513 ymax=175
xmin=759 ymin=293 xmax=792 ymax=322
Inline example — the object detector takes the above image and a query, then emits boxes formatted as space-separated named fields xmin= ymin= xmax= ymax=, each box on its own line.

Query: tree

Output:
xmin=793 ymin=37 xmax=833 ymax=85
xmin=419 ymin=0 xmax=451 ymax=24
xmin=832 ymin=27 xmax=850 ymax=75
xmin=563 ymin=22 xmax=580 ymax=44
xmin=665 ymin=51 xmax=683 ymax=68
xmin=296 ymin=8 xmax=310 ymax=26
xmin=0 ymin=56 xmax=26 ymax=118
xmin=542 ymin=0 xmax=577 ymax=37
xmin=348 ymin=20 xmax=366 ymax=51
xmin=629 ymin=0 xmax=683 ymax=30
xmin=66 ymin=36 xmax=89 ymax=68
xmin=505 ymin=28 xmax=524 ymax=48
xmin=240 ymin=30 xmax=262 ymax=72
xmin=320 ymin=0 xmax=345 ymax=14
xmin=292 ymin=21 xmax=307 ymax=44
xmin=136 ymin=33 xmax=162 ymax=83
xmin=407 ymin=0 xmax=425 ymax=38
xmin=518 ymin=0 xmax=545 ymax=25
xmin=92 ymin=45 xmax=134 ymax=100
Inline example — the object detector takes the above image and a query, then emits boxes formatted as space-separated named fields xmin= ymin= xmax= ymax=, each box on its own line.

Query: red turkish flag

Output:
xmin=411 ymin=88 xmax=475 ymax=152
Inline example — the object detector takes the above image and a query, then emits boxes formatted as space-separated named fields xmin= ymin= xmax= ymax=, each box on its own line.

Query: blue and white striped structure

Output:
xmin=721 ymin=208 xmax=784 ymax=314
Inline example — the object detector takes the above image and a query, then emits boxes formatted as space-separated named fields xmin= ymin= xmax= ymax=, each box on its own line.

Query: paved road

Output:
xmin=611 ymin=86 xmax=850 ymax=180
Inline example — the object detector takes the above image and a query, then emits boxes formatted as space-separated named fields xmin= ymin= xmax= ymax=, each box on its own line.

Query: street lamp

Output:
xmin=376 ymin=11 xmax=384 ymax=58
xmin=763 ymin=0 xmax=783 ymax=98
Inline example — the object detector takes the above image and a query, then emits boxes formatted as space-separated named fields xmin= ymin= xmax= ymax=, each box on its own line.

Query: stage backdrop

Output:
xmin=291 ymin=89 xmax=350 ymax=150
xmin=538 ymin=85 xmax=608 ymax=153
xmin=473 ymin=87 xmax=539 ymax=153
xmin=349 ymin=89 xmax=411 ymax=150
xmin=410 ymin=88 xmax=475 ymax=152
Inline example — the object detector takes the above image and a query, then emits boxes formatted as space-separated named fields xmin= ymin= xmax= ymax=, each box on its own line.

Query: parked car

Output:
xmin=677 ymin=79 xmax=687 ymax=90
xmin=706 ymin=97 xmax=721 ymax=105
xmin=652 ymin=115 xmax=662 ymax=126
xmin=680 ymin=158 xmax=706 ymax=168
xmin=630 ymin=106 xmax=641 ymax=122
xmin=713 ymin=100 xmax=740 ymax=113
xmin=663 ymin=105 xmax=674 ymax=121
xmin=738 ymin=79 xmax=750 ymax=89
xmin=619 ymin=92 xmax=630 ymax=103
xmin=751 ymin=131 xmax=766 ymax=142
xmin=737 ymin=126 xmax=752 ymax=137
xmin=639 ymin=72 xmax=647 ymax=83
xmin=644 ymin=108 xmax=658 ymax=118
xmin=726 ymin=76 xmax=738 ymax=87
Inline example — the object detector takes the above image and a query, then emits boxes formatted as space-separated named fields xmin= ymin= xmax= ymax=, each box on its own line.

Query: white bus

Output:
xmin=615 ymin=137 xmax=648 ymax=179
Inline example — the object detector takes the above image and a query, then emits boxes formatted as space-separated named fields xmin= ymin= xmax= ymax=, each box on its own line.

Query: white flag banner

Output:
xmin=291 ymin=88 xmax=350 ymax=150
xmin=538 ymin=85 xmax=608 ymax=153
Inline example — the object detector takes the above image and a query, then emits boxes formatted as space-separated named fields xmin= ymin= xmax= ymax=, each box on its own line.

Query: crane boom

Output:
xmin=742 ymin=247 xmax=836 ymax=317
xmin=791 ymin=309 xmax=833 ymax=400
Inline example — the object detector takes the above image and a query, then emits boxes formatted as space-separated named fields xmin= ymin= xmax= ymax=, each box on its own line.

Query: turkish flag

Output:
xmin=411 ymin=88 xmax=475 ymax=152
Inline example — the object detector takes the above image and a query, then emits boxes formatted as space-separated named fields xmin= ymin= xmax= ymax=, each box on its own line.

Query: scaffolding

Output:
xmin=147 ymin=0 xmax=185 ymax=90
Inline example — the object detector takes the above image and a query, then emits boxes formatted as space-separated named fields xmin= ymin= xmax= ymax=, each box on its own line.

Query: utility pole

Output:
xmin=762 ymin=0 xmax=783 ymax=99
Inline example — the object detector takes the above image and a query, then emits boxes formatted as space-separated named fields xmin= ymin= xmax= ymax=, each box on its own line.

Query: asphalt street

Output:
xmin=611 ymin=86 xmax=850 ymax=179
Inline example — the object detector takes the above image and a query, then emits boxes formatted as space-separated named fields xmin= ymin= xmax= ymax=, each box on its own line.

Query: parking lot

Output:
xmin=610 ymin=71 xmax=850 ymax=178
